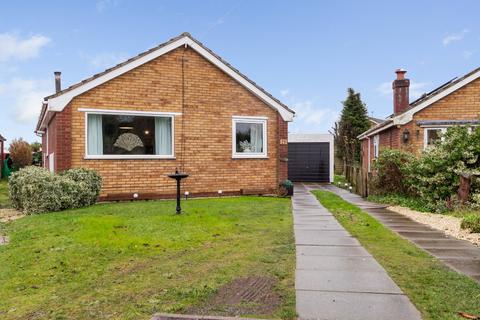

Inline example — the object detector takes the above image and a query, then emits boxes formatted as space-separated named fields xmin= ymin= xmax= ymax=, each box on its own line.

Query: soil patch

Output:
xmin=0 ymin=208 xmax=24 ymax=223
xmin=187 ymin=277 xmax=280 ymax=317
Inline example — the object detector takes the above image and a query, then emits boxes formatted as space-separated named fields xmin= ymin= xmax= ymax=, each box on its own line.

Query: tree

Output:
xmin=9 ymin=138 xmax=33 ymax=169
xmin=335 ymin=88 xmax=370 ymax=167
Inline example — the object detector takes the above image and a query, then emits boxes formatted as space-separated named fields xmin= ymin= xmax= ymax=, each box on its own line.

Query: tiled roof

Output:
xmin=36 ymin=32 xmax=294 ymax=131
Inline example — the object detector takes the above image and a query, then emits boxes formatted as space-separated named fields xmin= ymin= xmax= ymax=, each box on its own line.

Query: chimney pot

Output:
xmin=392 ymin=69 xmax=410 ymax=114
xmin=54 ymin=71 xmax=61 ymax=93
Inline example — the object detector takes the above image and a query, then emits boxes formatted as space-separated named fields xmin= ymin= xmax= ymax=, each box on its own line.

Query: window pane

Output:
xmin=427 ymin=129 xmax=442 ymax=146
xmin=236 ymin=122 xmax=263 ymax=153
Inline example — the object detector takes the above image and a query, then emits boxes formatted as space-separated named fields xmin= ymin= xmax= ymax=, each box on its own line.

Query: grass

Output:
xmin=0 ymin=197 xmax=295 ymax=320
xmin=313 ymin=190 xmax=480 ymax=320
xmin=0 ymin=180 xmax=10 ymax=208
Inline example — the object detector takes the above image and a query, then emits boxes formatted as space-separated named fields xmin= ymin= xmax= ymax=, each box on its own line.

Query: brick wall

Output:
xmin=49 ymin=46 xmax=287 ymax=198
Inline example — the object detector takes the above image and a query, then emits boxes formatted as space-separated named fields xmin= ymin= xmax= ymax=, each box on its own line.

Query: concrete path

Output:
xmin=320 ymin=184 xmax=480 ymax=283
xmin=293 ymin=184 xmax=421 ymax=320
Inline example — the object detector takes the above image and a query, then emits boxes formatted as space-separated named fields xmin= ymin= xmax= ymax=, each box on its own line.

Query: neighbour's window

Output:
xmin=86 ymin=113 xmax=173 ymax=157
xmin=424 ymin=128 xmax=445 ymax=149
xmin=373 ymin=135 xmax=379 ymax=159
xmin=232 ymin=117 xmax=267 ymax=158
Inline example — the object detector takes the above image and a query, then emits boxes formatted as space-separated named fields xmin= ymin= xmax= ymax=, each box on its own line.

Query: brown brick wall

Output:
xmin=50 ymin=46 xmax=287 ymax=198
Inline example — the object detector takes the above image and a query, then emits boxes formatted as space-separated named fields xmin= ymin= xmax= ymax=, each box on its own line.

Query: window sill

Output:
xmin=232 ymin=154 xmax=269 ymax=159
xmin=84 ymin=155 xmax=176 ymax=160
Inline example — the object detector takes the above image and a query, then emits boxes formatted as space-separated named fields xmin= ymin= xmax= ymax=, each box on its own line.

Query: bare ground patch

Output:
xmin=0 ymin=208 xmax=24 ymax=223
xmin=187 ymin=277 xmax=281 ymax=317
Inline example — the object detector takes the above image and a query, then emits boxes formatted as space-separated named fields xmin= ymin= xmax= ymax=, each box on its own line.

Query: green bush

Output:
xmin=370 ymin=148 xmax=415 ymax=195
xmin=410 ymin=126 xmax=480 ymax=212
xmin=461 ymin=213 xmax=480 ymax=233
xmin=9 ymin=166 xmax=102 ymax=214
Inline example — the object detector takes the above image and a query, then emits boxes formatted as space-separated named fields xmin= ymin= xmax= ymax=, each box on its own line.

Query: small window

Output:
xmin=424 ymin=128 xmax=445 ymax=149
xmin=86 ymin=113 xmax=173 ymax=158
xmin=232 ymin=117 xmax=267 ymax=158
xmin=373 ymin=135 xmax=379 ymax=159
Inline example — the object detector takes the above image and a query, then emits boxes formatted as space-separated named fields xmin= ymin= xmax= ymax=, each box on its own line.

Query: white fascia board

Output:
xmin=186 ymin=38 xmax=294 ymax=122
xmin=358 ymin=122 xmax=395 ymax=140
xmin=393 ymin=69 xmax=480 ymax=126
xmin=78 ymin=108 xmax=181 ymax=117
xmin=46 ymin=36 xmax=294 ymax=122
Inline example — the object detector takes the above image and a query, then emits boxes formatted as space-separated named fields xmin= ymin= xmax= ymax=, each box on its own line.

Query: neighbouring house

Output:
xmin=359 ymin=67 xmax=480 ymax=173
xmin=35 ymin=32 xmax=295 ymax=200
xmin=0 ymin=134 xmax=5 ymax=178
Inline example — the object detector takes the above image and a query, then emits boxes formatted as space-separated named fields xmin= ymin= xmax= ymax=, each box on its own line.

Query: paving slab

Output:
xmin=293 ymin=183 xmax=420 ymax=319
xmin=296 ymin=291 xmax=421 ymax=320
xmin=296 ymin=245 xmax=371 ymax=257
xmin=296 ymin=269 xmax=403 ymax=293
xmin=322 ymin=184 xmax=480 ymax=283
xmin=297 ymin=255 xmax=385 ymax=272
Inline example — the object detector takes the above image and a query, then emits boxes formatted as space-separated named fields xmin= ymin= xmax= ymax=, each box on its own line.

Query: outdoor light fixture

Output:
xmin=218 ymin=190 xmax=223 ymax=197
xmin=133 ymin=193 xmax=139 ymax=199
xmin=402 ymin=129 xmax=410 ymax=143
xmin=184 ymin=191 xmax=189 ymax=200
xmin=349 ymin=186 xmax=353 ymax=193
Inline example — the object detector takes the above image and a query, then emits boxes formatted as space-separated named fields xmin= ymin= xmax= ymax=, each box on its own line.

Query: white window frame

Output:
xmin=232 ymin=116 xmax=268 ymax=159
xmin=81 ymin=108 xmax=179 ymax=160
xmin=373 ymin=134 xmax=379 ymax=159
xmin=423 ymin=127 xmax=447 ymax=150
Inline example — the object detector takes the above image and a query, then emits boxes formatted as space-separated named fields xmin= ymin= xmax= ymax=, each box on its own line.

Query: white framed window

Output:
xmin=232 ymin=116 xmax=268 ymax=158
xmin=423 ymin=128 xmax=446 ymax=149
xmin=83 ymin=109 xmax=177 ymax=159
xmin=373 ymin=134 xmax=379 ymax=159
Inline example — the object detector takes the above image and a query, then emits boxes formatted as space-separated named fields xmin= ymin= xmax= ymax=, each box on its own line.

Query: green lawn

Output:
xmin=0 ymin=180 xmax=10 ymax=208
xmin=313 ymin=190 xmax=480 ymax=320
xmin=0 ymin=197 xmax=295 ymax=320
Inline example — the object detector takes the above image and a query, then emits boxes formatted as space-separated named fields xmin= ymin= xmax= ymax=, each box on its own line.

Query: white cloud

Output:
xmin=96 ymin=0 xmax=119 ymax=12
xmin=0 ymin=33 xmax=50 ymax=62
xmin=442 ymin=29 xmax=469 ymax=46
xmin=293 ymin=100 xmax=339 ymax=126
xmin=0 ymin=78 xmax=50 ymax=123
xmin=462 ymin=50 xmax=474 ymax=60
xmin=280 ymin=89 xmax=290 ymax=97
xmin=86 ymin=52 xmax=128 ymax=69
xmin=376 ymin=81 xmax=430 ymax=101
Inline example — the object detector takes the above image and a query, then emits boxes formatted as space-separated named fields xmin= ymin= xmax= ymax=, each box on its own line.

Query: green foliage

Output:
xmin=8 ymin=166 xmax=102 ymax=214
xmin=409 ymin=126 xmax=480 ymax=211
xmin=0 ymin=180 xmax=10 ymax=208
xmin=8 ymin=138 xmax=33 ymax=169
xmin=280 ymin=179 xmax=293 ymax=189
xmin=461 ymin=213 xmax=480 ymax=233
xmin=335 ymin=88 xmax=370 ymax=164
xmin=367 ymin=194 xmax=431 ymax=212
xmin=30 ymin=141 xmax=42 ymax=166
xmin=0 ymin=197 xmax=294 ymax=319
xmin=313 ymin=190 xmax=480 ymax=319
xmin=370 ymin=148 xmax=415 ymax=195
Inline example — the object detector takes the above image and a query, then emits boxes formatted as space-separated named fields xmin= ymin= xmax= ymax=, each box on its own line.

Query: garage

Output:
xmin=288 ymin=134 xmax=334 ymax=182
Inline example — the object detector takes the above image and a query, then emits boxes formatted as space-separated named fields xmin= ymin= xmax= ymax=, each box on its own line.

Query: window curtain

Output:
xmin=155 ymin=117 xmax=172 ymax=155
xmin=250 ymin=124 xmax=263 ymax=153
xmin=87 ymin=114 xmax=103 ymax=155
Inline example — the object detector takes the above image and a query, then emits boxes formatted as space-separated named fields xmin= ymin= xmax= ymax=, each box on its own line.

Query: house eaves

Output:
xmin=36 ymin=32 xmax=295 ymax=131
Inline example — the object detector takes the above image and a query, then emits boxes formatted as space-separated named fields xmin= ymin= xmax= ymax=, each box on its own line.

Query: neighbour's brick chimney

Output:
xmin=393 ymin=69 xmax=410 ymax=114
xmin=54 ymin=71 xmax=62 ymax=93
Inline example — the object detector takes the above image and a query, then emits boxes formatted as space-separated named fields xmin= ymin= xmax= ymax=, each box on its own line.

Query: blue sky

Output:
xmin=0 ymin=1 xmax=479 ymax=146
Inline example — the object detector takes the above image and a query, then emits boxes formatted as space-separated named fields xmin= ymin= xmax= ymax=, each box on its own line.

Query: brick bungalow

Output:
xmin=35 ymin=33 xmax=295 ymax=200
xmin=359 ymin=67 xmax=480 ymax=173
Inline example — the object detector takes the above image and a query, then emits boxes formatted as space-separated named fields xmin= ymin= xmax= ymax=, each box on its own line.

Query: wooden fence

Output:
xmin=344 ymin=164 xmax=369 ymax=197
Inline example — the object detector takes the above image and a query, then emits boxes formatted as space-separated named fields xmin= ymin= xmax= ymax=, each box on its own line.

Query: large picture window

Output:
xmin=85 ymin=112 xmax=174 ymax=159
xmin=232 ymin=117 xmax=267 ymax=158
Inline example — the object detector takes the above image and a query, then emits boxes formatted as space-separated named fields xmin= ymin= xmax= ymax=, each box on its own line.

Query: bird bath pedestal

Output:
xmin=167 ymin=169 xmax=189 ymax=214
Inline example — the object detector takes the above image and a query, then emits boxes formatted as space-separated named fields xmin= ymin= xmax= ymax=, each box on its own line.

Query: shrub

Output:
xmin=370 ymin=148 xmax=415 ymax=195
xmin=9 ymin=166 xmax=102 ymax=214
xmin=60 ymin=168 xmax=102 ymax=207
xmin=410 ymin=126 xmax=480 ymax=212
xmin=9 ymin=138 xmax=32 ymax=169
xmin=461 ymin=213 xmax=480 ymax=233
